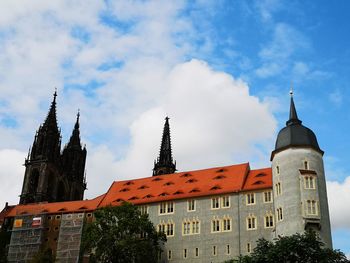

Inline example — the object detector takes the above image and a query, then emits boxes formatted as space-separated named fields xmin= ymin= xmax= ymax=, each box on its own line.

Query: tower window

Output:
xmin=306 ymin=200 xmax=318 ymax=215
xmin=277 ymin=207 xmax=283 ymax=221
xmin=183 ymin=249 xmax=187 ymax=259
xmin=304 ymin=161 xmax=309 ymax=170
xmin=304 ymin=176 xmax=316 ymax=189
xmin=275 ymin=182 xmax=282 ymax=196
xmin=276 ymin=166 xmax=280 ymax=175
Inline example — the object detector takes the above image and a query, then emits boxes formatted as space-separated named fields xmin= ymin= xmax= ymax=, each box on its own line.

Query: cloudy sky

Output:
xmin=0 ymin=0 xmax=349 ymax=256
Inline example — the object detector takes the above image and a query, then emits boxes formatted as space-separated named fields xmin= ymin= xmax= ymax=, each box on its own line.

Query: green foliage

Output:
xmin=81 ymin=202 xmax=166 ymax=263
xmin=238 ymin=231 xmax=349 ymax=263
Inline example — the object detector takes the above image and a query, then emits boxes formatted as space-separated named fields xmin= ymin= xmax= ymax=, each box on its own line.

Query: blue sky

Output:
xmin=0 ymin=0 xmax=349 ymax=257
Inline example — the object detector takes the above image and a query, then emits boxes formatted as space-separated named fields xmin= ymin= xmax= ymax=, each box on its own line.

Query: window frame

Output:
xmin=246 ymin=193 xmax=256 ymax=205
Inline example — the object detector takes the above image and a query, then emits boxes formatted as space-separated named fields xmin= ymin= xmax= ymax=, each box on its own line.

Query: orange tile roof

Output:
xmin=2 ymin=163 xmax=272 ymax=218
xmin=5 ymin=194 xmax=105 ymax=217
xmin=98 ymin=163 xmax=272 ymax=207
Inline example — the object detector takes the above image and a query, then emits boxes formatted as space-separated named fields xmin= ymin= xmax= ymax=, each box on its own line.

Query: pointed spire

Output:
xmin=153 ymin=117 xmax=176 ymax=176
xmin=42 ymin=90 xmax=59 ymax=132
xmin=286 ymin=89 xmax=302 ymax=126
xmin=67 ymin=110 xmax=82 ymax=148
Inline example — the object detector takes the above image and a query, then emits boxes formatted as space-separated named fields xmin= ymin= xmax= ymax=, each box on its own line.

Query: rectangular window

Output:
xmin=222 ymin=196 xmax=230 ymax=208
xmin=264 ymin=191 xmax=272 ymax=203
xmin=168 ymin=250 xmax=172 ymax=260
xmin=195 ymin=247 xmax=199 ymax=257
xmin=277 ymin=207 xmax=283 ymax=221
xmin=192 ymin=220 xmax=200 ymax=234
xmin=247 ymin=243 xmax=251 ymax=253
xmin=223 ymin=218 xmax=231 ymax=231
xmin=213 ymin=245 xmax=217 ymax=256
xmin=265 ymin=215 xmax=274 ymax=228
xmin=226 ymin=244 xmax=230 ymax=255
xmin=246 ymin=193 xmax=255 ymax=205
xmin=183 ymin=249 xmax=187 ymax=259
xmin=304 ymin=176 xmax=316 ymax=189
xmin=304 ymin=161 xmax=309 ymax=170
xmin=187 ymin=199 xmax=196 ymax=211
xmin=276 ymin=165 xmax=280 ymax=175
xmin=159 ymin=202 xmax=174 ymax=215
xmin=212 ymin=197 xmax=220 ymax=209
xmin=306 ymin=200 xmax=318 ymax=215
xmin=247 ymin=216 xmax=256 ymax=230
xmin=139 ymin=205 xmax=148 ymax=215
xmin=275 ymin=182 xmax=282 ymax=196
xmin=212 ymin=219 xmax=220 ymax=232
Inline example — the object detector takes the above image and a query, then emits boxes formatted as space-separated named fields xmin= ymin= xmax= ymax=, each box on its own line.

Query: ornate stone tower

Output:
xmin=19 ymin=92 xmax=87 ymax=204
xmin=271 ymin=92 xmax=332 ymax=247
xmin=153 ymin=117 xmax=176 ymax=176
xmin=61 ymin=112 xmax=87 ymax=200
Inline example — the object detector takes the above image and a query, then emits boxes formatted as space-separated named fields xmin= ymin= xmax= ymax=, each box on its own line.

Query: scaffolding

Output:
xmin=7 ymin=215 xmax=45 ymax=262
xmin=56 ymin=213 xmax=85 ymax=263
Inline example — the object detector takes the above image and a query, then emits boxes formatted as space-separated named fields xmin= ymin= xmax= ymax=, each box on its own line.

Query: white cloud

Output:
xmin=329 ymin=89 xmax=343 ymax=106
xmin=327 ymin=177 xmax=350 ymax=229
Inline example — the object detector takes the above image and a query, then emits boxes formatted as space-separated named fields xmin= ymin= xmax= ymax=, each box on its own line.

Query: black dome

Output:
xmin=271 ymin=96 xmax=323 ymax=160
xmin=275 ymin=124 xmax=321 ymax=152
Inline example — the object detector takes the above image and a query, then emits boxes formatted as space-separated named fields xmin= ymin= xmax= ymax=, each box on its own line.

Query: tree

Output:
xmin=81 ymin=202 xmax=166 ymax=263
xmin=235 ymin=231 xmax=349 ymax=263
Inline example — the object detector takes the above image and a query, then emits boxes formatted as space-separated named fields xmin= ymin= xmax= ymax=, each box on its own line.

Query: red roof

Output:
xmin=5 ymin=194 xmax=105 ymax=217
xmin=98 ymin=163 xmax=272 ymax=206
xmin=3 ymin=163 xmax=272 ymax=218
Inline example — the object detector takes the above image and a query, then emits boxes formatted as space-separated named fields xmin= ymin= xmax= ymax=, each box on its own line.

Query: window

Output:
xmin=247 ymin=243 xmax=251 ymax=253
xmin=304 ymin=161 xmax=309 ymax=170
xmin=183 ymin=221 xmax=191 ymax=235
xmin=167 ymin=223 xmax=174 ymax=236
xmin=276 ymin=165 xmax=280 ymax=175
xmin=264 ymin=191 xmax=272 ymax=203
xmin=212 ymin=219 xmax=221 ymax=232
xmin=183 ymin=219 xmax=200 ymax=235
xmin=55 ymin=215 xmax=61 ymax=220
xmin=246 ymin=193 xmax=255 ymax=205
xmin=195 ymin=248 xmax=199 ymax=257
xmin=159 ymin=202 xmax=174 ymax=215
xmin=139 ymin=205 xmax=148 ymax=215
xmin=222 ymin=218 xmax=231 ymax=232
xmin=187 ymin=199 xmax=195 ymax=211
xmin=265 ymin=214 xmax=274 ymax=228
xmin=306 ymin=200 xmax=318 ymax=215
xmin=226 ymin=244 xmax=230 ymax=255
xmin=168 ymin=250 xmax=172 ymax=260
xmin=277 ymin=207 xmax=283 ymax=221
xmin=246 ymin=215 xmax=257 ymax=230
xmin=275 ymin=182 xmax=282 ymax=196
xmin=158 ymin=221 xmax=174 ymax=237
xmin=183 ymin=249 xmax=187 ymax=259
xmin=222 ymin=196 xmax=230 ymax=208
xmin=213 ymin=245 xmax=217 ymax=256
xmin=212 ymin=197 xmax=220 ymax=209
xmin=304 ymin=176 xmax=316 ymax=189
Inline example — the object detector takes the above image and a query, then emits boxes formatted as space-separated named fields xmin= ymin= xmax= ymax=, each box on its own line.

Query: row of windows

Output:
xmin=166 ymin=243 xmax=252 ymax=260
xmin=246 ymin=191 xmax=273 ymax=205
xmin=275 ymin=160 xmax=310 ymax=175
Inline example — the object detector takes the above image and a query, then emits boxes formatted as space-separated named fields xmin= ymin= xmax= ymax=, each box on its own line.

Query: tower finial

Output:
xmin=153 ymin=116 xmax=176 ymax=176
xmin=290 ymin=81 xmax=294 ymax=97
xmin=286 ymin=85 xmax=302 ymax=126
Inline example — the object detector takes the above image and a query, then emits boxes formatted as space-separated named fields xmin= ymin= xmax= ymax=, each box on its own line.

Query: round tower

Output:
xmin=271 ymin=92 xmax=332 ymax=248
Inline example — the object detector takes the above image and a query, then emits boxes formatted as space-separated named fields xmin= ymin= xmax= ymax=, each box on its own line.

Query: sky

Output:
xmin=0 ymin=0 xmax=349 ymax=256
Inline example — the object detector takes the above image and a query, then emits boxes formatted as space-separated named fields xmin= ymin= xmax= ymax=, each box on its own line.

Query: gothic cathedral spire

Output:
xmin=153 ymin=117 xmax=176 ymax=176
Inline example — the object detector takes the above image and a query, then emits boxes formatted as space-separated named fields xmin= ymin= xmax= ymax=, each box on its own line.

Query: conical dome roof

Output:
xmin=271 ymin=95 xmax=323 ymax=160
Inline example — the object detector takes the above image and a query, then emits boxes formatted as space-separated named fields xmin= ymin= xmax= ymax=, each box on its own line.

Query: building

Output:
xmin=0 ymin=92 xmax=332 ymax=263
